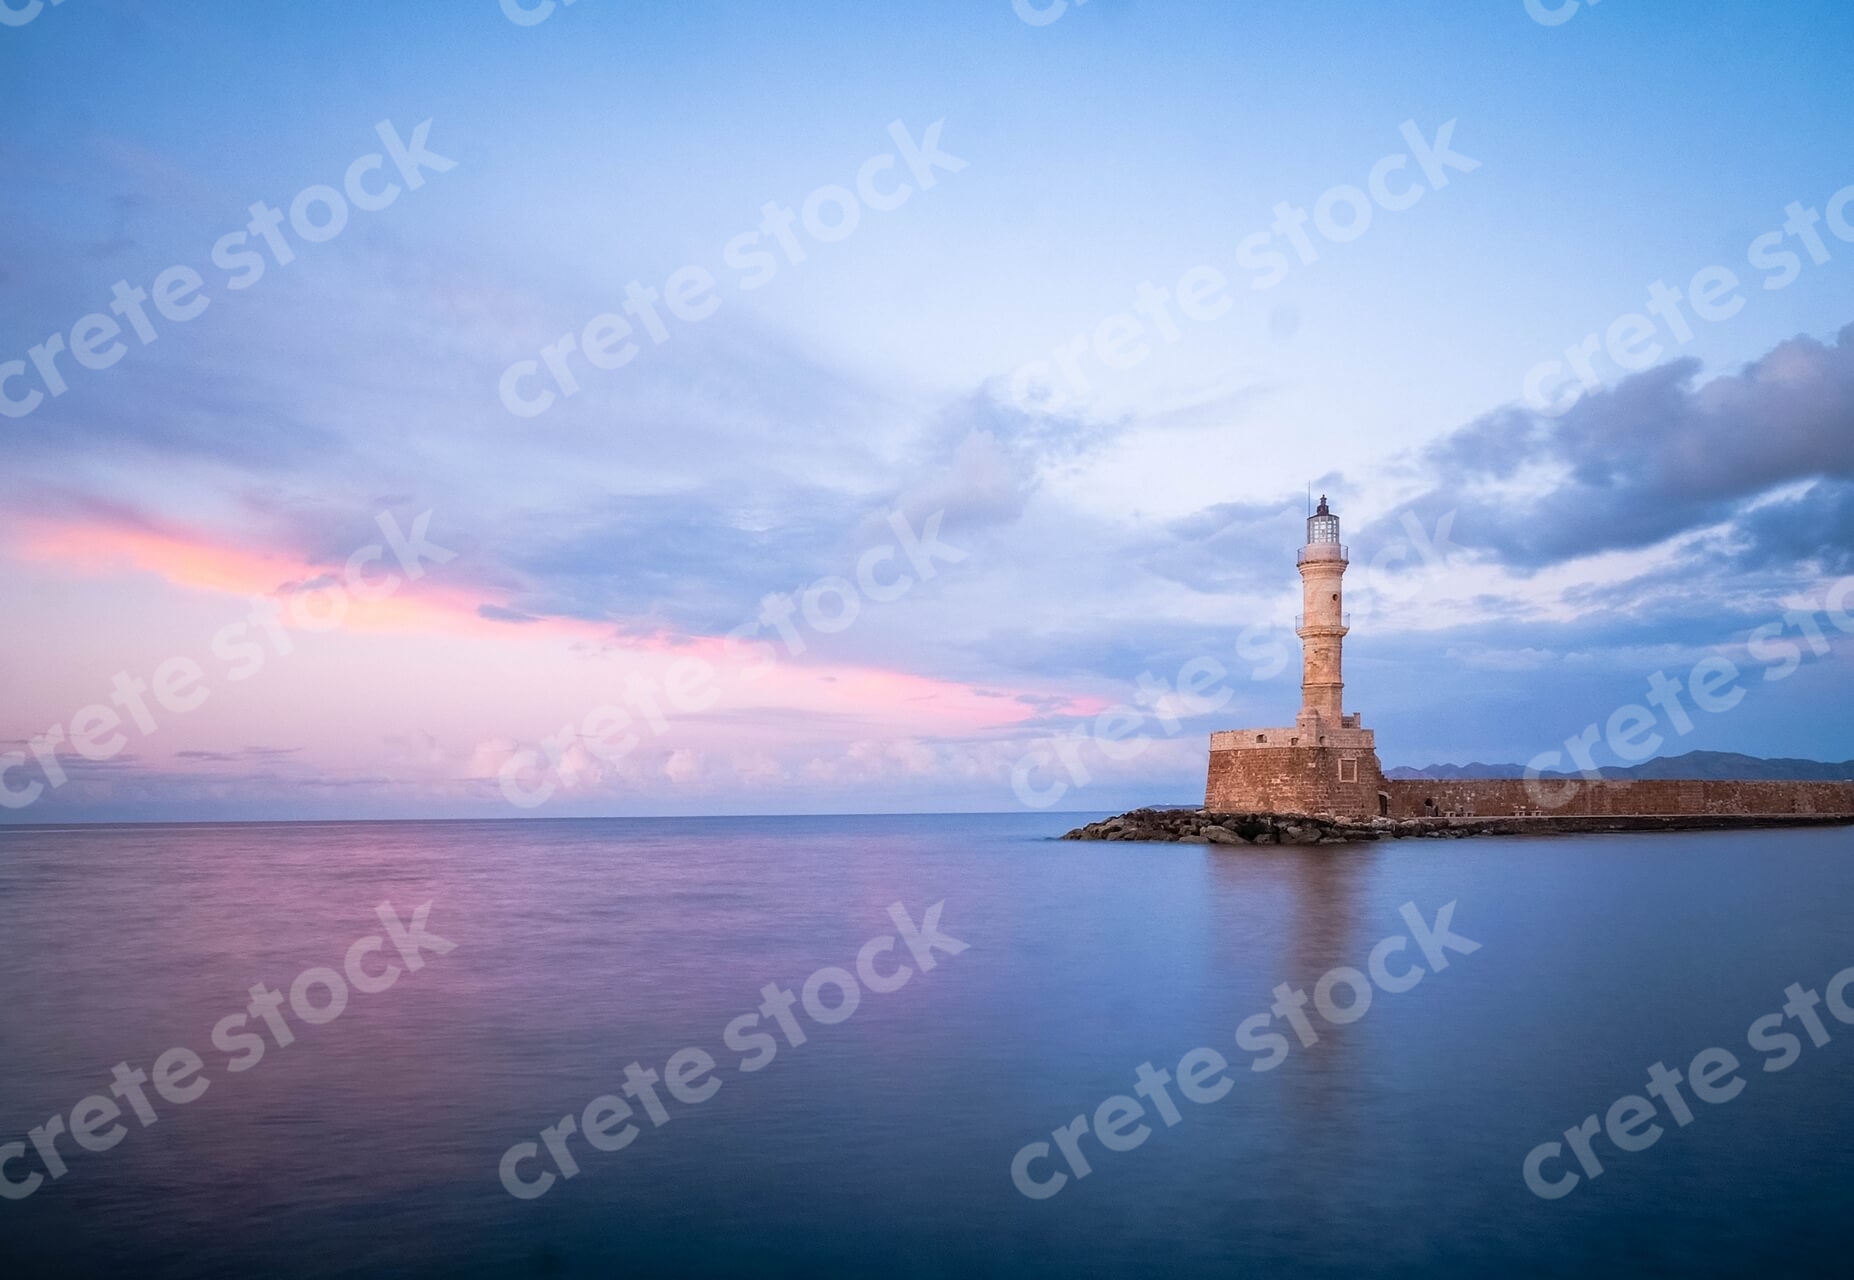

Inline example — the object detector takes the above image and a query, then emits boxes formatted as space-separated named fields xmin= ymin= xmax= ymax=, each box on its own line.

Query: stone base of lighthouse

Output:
xmin=1205 ymin=714 xmax=1387 ymax=819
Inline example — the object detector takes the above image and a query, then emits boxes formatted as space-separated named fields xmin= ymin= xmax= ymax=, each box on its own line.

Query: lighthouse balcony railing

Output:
xmin=1296 ymin=543 xmax=1348 ymax=565
xmin=1294 ymin=613 xmax=1351 ymax=631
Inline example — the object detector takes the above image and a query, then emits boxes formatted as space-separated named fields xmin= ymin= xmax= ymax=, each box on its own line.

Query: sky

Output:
xmin=2 ymin=0 xmax=1852 ymax=821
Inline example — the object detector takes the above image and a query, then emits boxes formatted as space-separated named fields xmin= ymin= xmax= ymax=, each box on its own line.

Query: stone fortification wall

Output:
xmin=1379 ymin=778 xmax=1854 ymax=819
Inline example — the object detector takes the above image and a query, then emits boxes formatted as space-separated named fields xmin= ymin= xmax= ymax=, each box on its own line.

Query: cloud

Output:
xmin=1139 ymin=481 xmax=1342 ymax=594
xmin=663 ymin=749 xmax=704 ymax=783
xmin=887 ymin=429 xmax=1031 ymax=532
xmin=1372 ymin=323 xmax=1854 ymax=570
xmin=477 ymin=603 xmax=541 ymax=624
xmin=492 ymin=489 xmax=867 ymax=634
xmin=175 ymin=746 xmax=304 ymax=762
xmin=1733 ymin=478 xmax=1854 ymax=574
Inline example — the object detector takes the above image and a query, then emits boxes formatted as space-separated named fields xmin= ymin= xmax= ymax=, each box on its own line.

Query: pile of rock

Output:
xmin=1060 ymin=807 xmax=1854 ymax=843
xmin=1060 ymin=809 xmax=1419 ymax=845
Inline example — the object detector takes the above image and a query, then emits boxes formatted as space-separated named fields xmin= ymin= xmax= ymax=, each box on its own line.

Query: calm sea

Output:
xmin=2 ymin=815 xmax=1852 ymax=1278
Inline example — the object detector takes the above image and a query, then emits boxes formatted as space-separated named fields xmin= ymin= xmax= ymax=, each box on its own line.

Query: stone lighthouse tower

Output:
xmin=1204 ymin=492 xmax=1386 ymax=818
xmin=1296 ymin=495 xmax=1348 ymax=729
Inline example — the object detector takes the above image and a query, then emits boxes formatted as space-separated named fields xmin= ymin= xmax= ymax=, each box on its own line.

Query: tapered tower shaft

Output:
xmin=1295 ymin=495 xmax=1348 ymax=724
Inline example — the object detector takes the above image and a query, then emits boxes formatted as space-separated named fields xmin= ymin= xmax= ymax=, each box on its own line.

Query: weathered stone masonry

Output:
xmin=1381 ymin=778 xmax=1854 ymax=819
xmin=1206 ymin=731 xmax=1386 ymax=819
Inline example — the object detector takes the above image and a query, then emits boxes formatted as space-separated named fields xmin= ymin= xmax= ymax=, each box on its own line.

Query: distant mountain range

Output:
xmin=1385 ymin=751 xmax=1854 ymax=782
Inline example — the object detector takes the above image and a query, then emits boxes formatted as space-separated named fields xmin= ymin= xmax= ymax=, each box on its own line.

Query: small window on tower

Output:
xmin=1339 ymin=758 xmax=1359 ymax=783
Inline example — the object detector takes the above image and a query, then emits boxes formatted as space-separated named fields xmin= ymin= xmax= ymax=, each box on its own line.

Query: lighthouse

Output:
xmin=1296 ymin=495 xmax=1348 ymax=727
xmin=1190 ymin=492 xmax=1854 ymax=825
xmin=1204 ymin=492 xmax=1386 ymax=818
